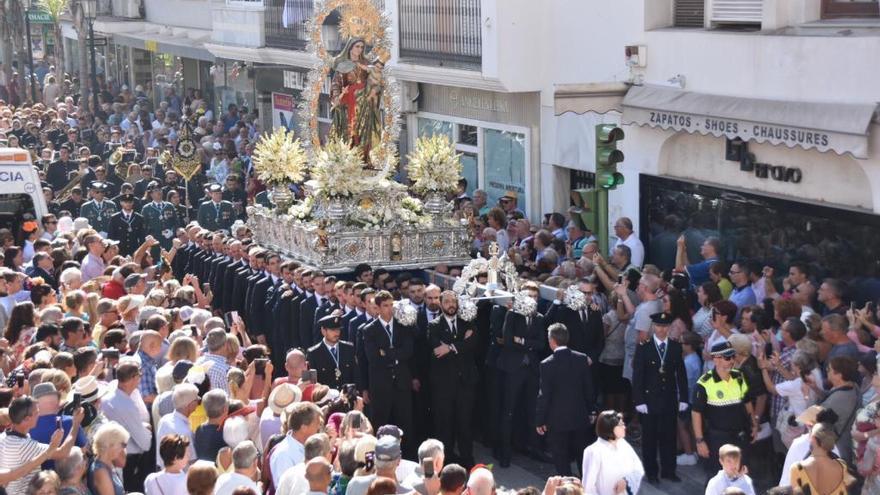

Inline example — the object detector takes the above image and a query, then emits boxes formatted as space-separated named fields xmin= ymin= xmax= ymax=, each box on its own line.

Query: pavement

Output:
xmin=469 ymin=441 xmax=769 ymax=495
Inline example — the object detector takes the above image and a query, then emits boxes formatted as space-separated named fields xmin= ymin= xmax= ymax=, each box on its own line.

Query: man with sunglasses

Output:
xmin=691 ymin=341 xmax=756 ymax=480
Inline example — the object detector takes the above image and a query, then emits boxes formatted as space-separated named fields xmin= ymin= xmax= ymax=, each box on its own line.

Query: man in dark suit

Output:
xmin=632 ymin=312 xmax=689 ymax=484
xmin=363 ymin=290 xmax=414 ymax=454
xmin=242 ymin=250 xmax=268 ymax=325
xmin=536 ymin=323 xmax=595 ymax=476
xmin=307 ymin=311 xmax=357 ymax=389
xmin=210 ymin=239 xmax=235 ymax=312
xmin=299 ymin=272 xmax=327 ymax=349
xmin=428 ymin=290 xmax=478 ymax=467
xmin=231 ymin=247 xmax=257 ymax=314
xmin=497 ymin=282 xmax=546 ymax=467
xmin=248 ymin=252 xmax=280 ymax=344
xmin=106 ymin=194 xmax=145 ymax=257
xmin=26 ymin=253 xmax=58 ymax=290
xmin=46 ymin=144 xmax=77 ymax=190
xmin=312 ymin=276 xmax=340 ymax=343
xmin=411 ymin=283 xmax=441 ymax=447
xmin=544 ymin=278 xmax=605 ymax=363
xmin=221 ymin=244 xmax=248 ymax=312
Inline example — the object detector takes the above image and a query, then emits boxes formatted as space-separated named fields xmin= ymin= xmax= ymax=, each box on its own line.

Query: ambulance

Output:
xmin=0 ymin=148 xmax=48 ymax=238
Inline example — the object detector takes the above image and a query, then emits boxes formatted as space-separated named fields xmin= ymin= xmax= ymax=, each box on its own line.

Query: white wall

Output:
xmin=145 ymin=0 xmax=219 ymax=30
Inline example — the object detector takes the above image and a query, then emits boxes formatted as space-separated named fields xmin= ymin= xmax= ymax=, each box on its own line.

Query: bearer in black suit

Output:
xmin=428 ymin=290 xmax=478 ymax=467
xmin=497 ymin=282 xmax=546 ymax=467
xmin=299 ymin=272 xmax=327 ymax=349
xmin=631 ymin=312 xmax=689 ymax=484
xmin=535 ymin=323 xmax=595 ymax=476
xmin=544 ymin=278 xmax=605 ymax=364
xmin=362 ymin=290 xmax=415 ymax=454
xmin=307 ymin=311 xmax=357 ymax=389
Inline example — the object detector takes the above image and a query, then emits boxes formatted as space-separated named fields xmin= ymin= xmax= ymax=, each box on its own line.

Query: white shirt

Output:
xmin=214 ymin=471 xmax=261 ymax=495
xmin=269 ymin=434 xmax=304 ymax=487
xmin=81 ymin=253 xmax=106 ymax=282
xmin=751 ymin=278 xmax=767 ymax=303
xmin=275 ymin=462 xmax=307 ymax=495
xmin=581 ymin=438 xmax=644 ymax=495
xmin=144 ymin=470 xmax=188 ymax=495
xmin=613 ymin=233 xmax=645 ymax=268
xmin=705 ymin=470 xmax=755 ymax=495
xmin=156 ymin=411 xmax=196 ymax=468
xmin=259 ymin=408 xmax=281 ymax=452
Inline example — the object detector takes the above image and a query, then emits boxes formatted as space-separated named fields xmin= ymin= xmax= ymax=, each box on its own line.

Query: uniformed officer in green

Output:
xmin=197 ymin=183 xmax=235 ymax=233
xmin=141 ymin=181 xmax=180 ymax=251
xmin=80 ymin=182 xmax=117 ymax=237
xmin=691 ymin=341 xmax=756 ymax=478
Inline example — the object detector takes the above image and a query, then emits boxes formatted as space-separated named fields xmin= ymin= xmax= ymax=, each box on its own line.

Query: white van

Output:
xmin=0 ymin=147 xmax=48 ymax=236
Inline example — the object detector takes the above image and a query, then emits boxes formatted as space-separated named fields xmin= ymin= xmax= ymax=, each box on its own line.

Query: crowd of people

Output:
xmin=0 ymin=72 xmax=879 ymax=495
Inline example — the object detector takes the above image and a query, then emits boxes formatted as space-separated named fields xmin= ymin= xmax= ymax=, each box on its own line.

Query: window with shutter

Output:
xmin=710 ymin=0 xmax=762 ymax=25
xmin=674 ymin=0 xmax=705 ymax=27
xmin=821 ymin=0 xmax=879 ymax=18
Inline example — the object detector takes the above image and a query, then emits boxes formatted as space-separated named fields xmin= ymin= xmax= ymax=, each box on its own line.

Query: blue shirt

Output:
xmin=686 ymin=257 xmax=718 ymax=288
xmin=729 ymin=285 xmax=757 ymax=310
xmin=684 ymin=353 xmax=702 ymax=403
xmin=30 ymin=414 xmax=87 ymax=468
xmin=137 ymin=350 xmax=160 ymax=398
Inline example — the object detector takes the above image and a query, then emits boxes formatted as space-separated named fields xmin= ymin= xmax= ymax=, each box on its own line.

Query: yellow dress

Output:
xmin=791 ymin=460 xmax=849 ymax=495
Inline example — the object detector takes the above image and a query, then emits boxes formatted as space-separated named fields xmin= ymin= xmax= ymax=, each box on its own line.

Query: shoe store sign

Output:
xmin=725 ymin=138 xmax=803 ymax=184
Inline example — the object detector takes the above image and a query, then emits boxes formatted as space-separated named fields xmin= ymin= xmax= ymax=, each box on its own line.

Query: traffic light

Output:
xmin=595 ymin=124 xmax=625 ymax=190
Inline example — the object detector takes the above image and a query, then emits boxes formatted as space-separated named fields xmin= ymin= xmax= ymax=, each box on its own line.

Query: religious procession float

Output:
xmin=246 ymin=0 xmax=472 ymax=273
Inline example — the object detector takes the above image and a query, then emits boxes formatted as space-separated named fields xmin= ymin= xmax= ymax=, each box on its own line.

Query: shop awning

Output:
xmin=113 ymin=26 xmax=214 ymax=61
xmin=621 ymin=85 xmax=878 ymax=158
xmin=553 ymin=82 xmax=629 ymax=115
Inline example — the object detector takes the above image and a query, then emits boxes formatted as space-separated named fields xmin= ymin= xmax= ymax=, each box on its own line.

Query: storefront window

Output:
xmin=483 ymin=128 xmax=526 ymax=208
xmin=460 ymin=152 xmax=478 ymax=196
xmin=640 ymin=175 xmax=880 ymax=296
xmin=152 ymin=53 xmax=183 ymax=108
xmin=215 ymin=62 xmax=254 ymax=115
xmin=417 ymin=117 xmax=452 ymax=140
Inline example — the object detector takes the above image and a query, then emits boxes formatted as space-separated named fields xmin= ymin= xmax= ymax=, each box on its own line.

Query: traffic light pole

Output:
xmin=596 ymin=188 xmax=609 ymax=256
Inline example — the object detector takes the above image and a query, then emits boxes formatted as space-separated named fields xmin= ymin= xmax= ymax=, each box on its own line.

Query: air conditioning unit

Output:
xmin=711 ymin=0 xmax=762 ymax=26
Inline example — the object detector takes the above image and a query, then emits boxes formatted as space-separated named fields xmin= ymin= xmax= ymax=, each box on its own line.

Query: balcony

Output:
xmin=397 ymin=0 xmax=482 ymax=68
xmin=264 ymin=0 xmax=343 ymax=51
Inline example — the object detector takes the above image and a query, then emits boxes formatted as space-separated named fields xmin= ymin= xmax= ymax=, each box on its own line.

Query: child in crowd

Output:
xmin=705 ymin=444 xmax=756 ymax=495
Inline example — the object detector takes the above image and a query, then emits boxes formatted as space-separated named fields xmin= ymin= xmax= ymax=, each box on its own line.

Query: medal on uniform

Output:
xmin=655 ymin=340 xmax=667 ymax=374
xmin=335 ymin=368 xmax=342 ymax=380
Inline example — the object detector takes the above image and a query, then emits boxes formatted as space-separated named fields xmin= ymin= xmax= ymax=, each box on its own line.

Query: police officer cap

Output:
xmin=318 ymin=313 xmax=343 ymax=329
xmin=207 ymin=183 xmax=223 ymax=193
xmin=118 ymin=193 xmax=136 ymax=203
xmin=650 ymin=312 xmax=675 ymax=325
xmin=90 ymin=181 xmax=107 ymax=191
xmin=709 ymin=341 xmax=736 ymax=357
xmin=146 ymin=181 xmax=162 ymax=192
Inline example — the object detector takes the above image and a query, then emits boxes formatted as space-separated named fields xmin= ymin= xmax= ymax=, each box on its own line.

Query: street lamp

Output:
xmin=81 ymin=0 xmax=99 ymax=113
xmin=22 ymin=0 xmax=37 ymax=103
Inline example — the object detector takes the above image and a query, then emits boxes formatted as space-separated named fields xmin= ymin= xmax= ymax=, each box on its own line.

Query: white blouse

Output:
xmin=581 ymin=438 xmax=644 ymax=495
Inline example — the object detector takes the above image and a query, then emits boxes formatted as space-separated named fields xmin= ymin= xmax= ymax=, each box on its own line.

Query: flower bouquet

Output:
xmin=310 ymin=137 xmax=366 ymax=199
xmin=252 ymin=128 xmax=307 ymax=211
xmin=407 ymin=134 xmax=463 ymax=195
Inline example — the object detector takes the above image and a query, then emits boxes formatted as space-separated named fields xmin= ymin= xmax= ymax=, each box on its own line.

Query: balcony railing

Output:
xmin=398 ymin=0 xmax=481 ymax=66
xmin=265 ymin=0 xmax=347 ymax=51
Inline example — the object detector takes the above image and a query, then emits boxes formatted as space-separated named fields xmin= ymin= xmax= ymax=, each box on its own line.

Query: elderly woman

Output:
xmin=88 ymin=422 xmax=128 ymax=495
xmin=144 ymin=434 xmax=191 ymax=495
xmin=26 ymin=471 xmax=60 ymax=495
xmin=56 ymin=446 xmax=89 ymax=495
xmin=186 ymin=463 xmax=218 ymax=495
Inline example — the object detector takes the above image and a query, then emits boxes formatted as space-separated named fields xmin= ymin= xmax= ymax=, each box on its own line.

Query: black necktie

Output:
xmin=451 ymin=320 xmax=457 ymax=335
xmin=659 ymin=342 xmax=666 ymax=355
xmin=580 ymin=309 xmax=587 ymax=322
xmin=330 ymin=346 xmax=338 ymax=361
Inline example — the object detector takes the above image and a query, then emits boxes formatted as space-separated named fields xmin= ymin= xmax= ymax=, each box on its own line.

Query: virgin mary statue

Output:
xmin=330 ymin=37 xmax=383 ymax=166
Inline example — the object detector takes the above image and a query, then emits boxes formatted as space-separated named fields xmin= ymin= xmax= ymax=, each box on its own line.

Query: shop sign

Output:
xmin=726 ymin=139 xmax=803 ymax=184
xmin=144 ymin=40 xmax=158 ymax=52
xmin=27 ymin=10 xmax=53 ymax=24
xmin=449 ymin=89 xmax=509 ymax=114
xmin=272 ymin=92 xmax=296 ymax=132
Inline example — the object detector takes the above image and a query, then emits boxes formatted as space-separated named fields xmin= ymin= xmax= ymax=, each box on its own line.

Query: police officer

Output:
xmin=141 ymin=181 xmax=179 ymax=251
xmin=80 ymin=182 xmax=117 ymax=237
xmin=107 ymin=194 xmax=145 ymax=257
xmin=692 ymin=341 xmax=756 ymax=479
xmin=197 ymin=183 xmax=235 ymax=233
xmin=307 ymin=311 xmax=357 ymax=390
xmin=631 ymin=312 xmax=689 ymax=483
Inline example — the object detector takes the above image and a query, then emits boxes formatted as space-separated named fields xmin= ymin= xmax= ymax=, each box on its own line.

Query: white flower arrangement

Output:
xmin=394 ymin=299 xmax=419 ymax=326
xmin=564 ymin=285 xmax=587 ymax=311
xmin=311 ymin=138 xmax=365 ymax=198
xmin=252 ymin=127 xmax=308 ymax=185
xmin=406 ymin=134 xmax=463 ymax=194
xmin=288 ymin=196 xmax=314 ymax=221
xmin=512 ymin=291 xmax=538 ymax=316
xmin=457 ymin=294 xmax=478 ymax=322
